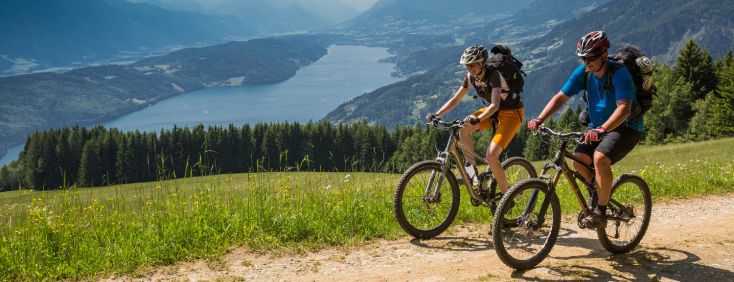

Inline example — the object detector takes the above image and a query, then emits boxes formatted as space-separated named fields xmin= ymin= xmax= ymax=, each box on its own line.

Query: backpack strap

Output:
xmin=582 ymin=61 xmax=633 ymax=128
xmin=583 ymin=60 xmax=623 ymax=96
xmin=467 ymin=72 xmax=488 ymax=105
xmin=605 ymin=61 xmax=623 ymax=93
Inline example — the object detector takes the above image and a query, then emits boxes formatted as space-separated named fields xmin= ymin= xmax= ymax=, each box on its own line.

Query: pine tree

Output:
xmin=522 ymin=133 xmax=546 ymax=161
xmin=691 ymin=50 xmax=734 ymax=138
xmin=557 ymin=107 xmax=577 ymax=132
xmin=115 ymin=136 xmax=133 ymax=183
xmin=645 ymin=65 xmax=695 ymax=143
xmin=239 ymin=124 xmax=253 ymax=172
xmin=673 ymin=39 xmax=718 ymax=100
xmin=78 ymin=141 xmax=101 ymax=187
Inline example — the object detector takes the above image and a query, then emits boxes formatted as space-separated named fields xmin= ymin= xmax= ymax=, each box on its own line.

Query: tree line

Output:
xmin=1 ymin=40 xmax=732 ymax=190
xmin=0 ymin=121 xmax=457 ymax=190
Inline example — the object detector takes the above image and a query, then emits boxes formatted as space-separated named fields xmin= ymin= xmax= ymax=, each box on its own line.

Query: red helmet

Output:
xmin=576 ymin=31 xmax=609 ymax=57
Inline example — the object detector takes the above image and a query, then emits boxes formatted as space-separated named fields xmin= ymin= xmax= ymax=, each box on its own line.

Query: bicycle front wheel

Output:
xmin=492 ymin=179 xmax=561 ymax=270
xmin=596 ymin=174 xmax=652 ymax=254
xmin=394 ymin=160 xmax=460 ymax=239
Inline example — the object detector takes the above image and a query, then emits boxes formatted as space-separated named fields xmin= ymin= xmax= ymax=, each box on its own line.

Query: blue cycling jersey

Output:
xmin=561 ymin=60 xmax=644 ymax=132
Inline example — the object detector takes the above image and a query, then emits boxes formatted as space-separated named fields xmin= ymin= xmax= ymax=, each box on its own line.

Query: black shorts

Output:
xmin=574 ymin=126 xmax=643 ymax=165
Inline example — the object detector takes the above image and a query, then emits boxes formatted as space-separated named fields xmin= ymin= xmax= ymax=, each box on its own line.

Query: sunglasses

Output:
xmin=581 ymin=55 xmax=601 ymax=63
xmin=464 ymin=62 xmax=482 ymax=69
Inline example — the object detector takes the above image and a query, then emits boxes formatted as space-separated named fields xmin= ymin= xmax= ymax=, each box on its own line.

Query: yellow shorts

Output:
xmin=471 ymin=108 xmax=524 ymax=149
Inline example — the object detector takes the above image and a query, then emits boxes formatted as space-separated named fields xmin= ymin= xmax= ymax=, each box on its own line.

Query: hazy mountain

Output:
xmin=507 ymin=0 xmax=607 ymax=28
xmin=326 ymin=0 xmax=734 ymax=125
xmin=342 ymin=0 xmax=534 ymax=31
xmin=135 ymin=0 xmax=362 ymax=33
xmin=333 ymin=0 xmax=540 ymax=73
xmin=0 ymin=0 xmax=253 ymax=75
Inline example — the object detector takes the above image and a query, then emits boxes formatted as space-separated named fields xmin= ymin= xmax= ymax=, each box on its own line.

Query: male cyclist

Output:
xmin=527 ymin=31 xmax=644 ymax=226
xmin=426 ymin=45 xmax=524 ymax=196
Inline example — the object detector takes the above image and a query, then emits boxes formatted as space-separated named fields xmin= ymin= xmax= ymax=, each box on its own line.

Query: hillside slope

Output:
xmin=0 ymin=35 xmax=331 ymax=156
xmin=327 ymin=0 xmax=734 ymax=124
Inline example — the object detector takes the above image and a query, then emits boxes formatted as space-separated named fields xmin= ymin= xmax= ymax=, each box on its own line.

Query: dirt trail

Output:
xmin=116 ymin=194 xmax=734 ymax=281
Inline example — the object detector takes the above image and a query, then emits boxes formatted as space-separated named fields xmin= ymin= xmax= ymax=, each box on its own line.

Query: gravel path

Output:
xmin=111 ymin=193 xmax=734 ymax=281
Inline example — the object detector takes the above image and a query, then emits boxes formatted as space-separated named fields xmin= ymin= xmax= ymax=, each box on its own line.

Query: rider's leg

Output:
xmin=593 ymin=152 xmax=613 ymax=206
xmin=487 ymin=108 xmax=523 ymax=194
xmin=486 ymin=142 xmax=506 ymax=193
xmin=458 ymin=120 xmax=479 ymax=165
xmin=591 ymin=127 xmax=643 ymax=206
xmin=573 ymin=152 xmax=593 ymax=184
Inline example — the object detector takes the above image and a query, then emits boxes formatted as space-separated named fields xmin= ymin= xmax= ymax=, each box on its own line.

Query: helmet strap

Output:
xmin=592 ymin=54 xmax=608 ymax=76
xmin=474 ymin=64 xmax=486 ymax=81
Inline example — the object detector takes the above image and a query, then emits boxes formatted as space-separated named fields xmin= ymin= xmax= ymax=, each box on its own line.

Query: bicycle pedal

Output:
xmin=470 ymin=197 xmax=484 ymax=206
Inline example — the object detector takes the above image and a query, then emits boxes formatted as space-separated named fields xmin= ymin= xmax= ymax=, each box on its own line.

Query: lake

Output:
xmin=0 ymin=45 xmax=401 ymax=166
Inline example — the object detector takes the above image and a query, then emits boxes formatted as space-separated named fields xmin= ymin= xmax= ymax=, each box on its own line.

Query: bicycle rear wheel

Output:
xmin=492 ymin=179 xmax=561 ymax=270
xmin=488 ymin=156 xmax=537 ymax=213
xmin=394 ymin=160 xmax=460 ymax=239
xmin=596 ymin=174 xmax=652 ymax=254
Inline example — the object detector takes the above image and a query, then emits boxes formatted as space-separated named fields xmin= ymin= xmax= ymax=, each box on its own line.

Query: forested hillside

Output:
xmin=0 ymin=121 xmax=450 ymax=190
xmin=0 ymin=35 xmax=332 ymax=158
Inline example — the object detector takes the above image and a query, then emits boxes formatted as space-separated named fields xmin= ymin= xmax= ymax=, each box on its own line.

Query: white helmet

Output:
xmin=460 ymin=45 xmax=488 ymax=65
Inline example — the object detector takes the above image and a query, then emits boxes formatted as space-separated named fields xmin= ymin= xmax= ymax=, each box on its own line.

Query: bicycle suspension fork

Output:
xmin=425 ymin=132 xmax=456 ymax=201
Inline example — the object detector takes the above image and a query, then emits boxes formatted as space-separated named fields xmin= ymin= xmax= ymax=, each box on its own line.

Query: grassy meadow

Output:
xmin=1 ymin=138 xmax=733 ymax=280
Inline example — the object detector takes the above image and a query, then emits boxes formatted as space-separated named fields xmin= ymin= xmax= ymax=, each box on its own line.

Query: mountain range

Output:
xmin=135 ymin=0 xmax=362 ymax=33
xmin=0 ymin=0 xmax=255 ymax=75
xmin=326 ymin=0 xmax=734 ymax=124
xmin=520 ymin=0 xmax=734 ymax=114
xmin=3 ymin=0 xmax=734 ymax=158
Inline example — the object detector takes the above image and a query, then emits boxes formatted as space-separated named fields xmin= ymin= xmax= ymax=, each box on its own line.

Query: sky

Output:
xmin=338 ymin=0 xmax=377 ymax=11
xmin=132 ymin=0 xmax=378 ymax=12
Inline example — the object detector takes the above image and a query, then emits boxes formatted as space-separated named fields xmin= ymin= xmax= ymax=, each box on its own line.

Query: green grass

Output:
xmin=546 ymin=137 xmax=734 ymax=213
xmin=1 ymin=138 xmax=733 ymax=280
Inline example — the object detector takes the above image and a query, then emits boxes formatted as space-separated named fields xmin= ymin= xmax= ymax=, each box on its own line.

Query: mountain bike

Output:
xmin=394 ymin=119 xmax=537 ymax=239
xmin=491 ymin=126 xmax=652 ymax=270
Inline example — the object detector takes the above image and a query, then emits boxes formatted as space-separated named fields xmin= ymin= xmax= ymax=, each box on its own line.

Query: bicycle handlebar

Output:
xmin=428 ymin=119 xmax=465 ymax=129
xmin=538 ymin=126 xmax=584 ymax=141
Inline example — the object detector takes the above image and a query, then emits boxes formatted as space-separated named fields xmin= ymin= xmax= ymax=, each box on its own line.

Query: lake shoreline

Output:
xmin=1 ymin=45 xmax=401 ymax=166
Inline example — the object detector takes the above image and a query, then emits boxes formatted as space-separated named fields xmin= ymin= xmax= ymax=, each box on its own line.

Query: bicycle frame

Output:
xmin=524 ymin=128 xmax=633 ymax=227
xmin=425 ymin=122 xmax=492 ymax=203
xmin=533 ymin=137 xmax=597 ymax=223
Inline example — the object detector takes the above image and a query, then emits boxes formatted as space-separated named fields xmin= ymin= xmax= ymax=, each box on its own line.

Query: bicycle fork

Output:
xmin=518 ymin=165 xmax=571 ymax=229
xmin=424 ymin=166 xmax=445 ymax=203
xmin=424 ymin=134 xmax=455 ymax=203
xmin=516 ymin=172 xmax=562 ymax=229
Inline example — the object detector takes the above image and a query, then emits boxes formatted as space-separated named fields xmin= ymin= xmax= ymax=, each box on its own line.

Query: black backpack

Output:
xmin=580 ymin=45 xmax=656 ymax=125
xmin=488 ymin=45 xmax=525 ymax=96
xmin=469 ymin=45 xmax=525 ymax=107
